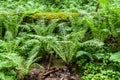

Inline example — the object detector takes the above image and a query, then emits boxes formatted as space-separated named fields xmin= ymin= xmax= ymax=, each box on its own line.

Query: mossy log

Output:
xmin=0 ymin=12 xmax=81 ymax=22
xmin=24 ymin=12 xmax=79 ymax=22
xmin=0 ymin=12 xmax=99 ymax=22
xmin=32 ymin=12 xmax=79 ymax=20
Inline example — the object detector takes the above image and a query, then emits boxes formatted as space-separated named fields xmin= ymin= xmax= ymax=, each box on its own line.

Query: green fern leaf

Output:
xmin=110 ymin=52 xmax=120 ymax=62
xmin=76 ymin=51 xmax=93 ymax=60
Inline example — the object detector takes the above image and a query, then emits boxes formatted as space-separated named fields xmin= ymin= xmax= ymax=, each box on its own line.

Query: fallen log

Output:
xmin=0 ymin=12 xmax=79 ymax=22
xmin=24 ymin=12 xmax=79 ymax=22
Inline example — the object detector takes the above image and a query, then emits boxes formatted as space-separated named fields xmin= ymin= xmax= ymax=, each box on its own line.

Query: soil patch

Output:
xmin=23 ymin=66 xmax=81 ymax=80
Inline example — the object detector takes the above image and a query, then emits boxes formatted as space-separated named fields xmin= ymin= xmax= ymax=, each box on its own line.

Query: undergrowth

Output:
xmin=0 ymin=0 xmax=120 ymax=80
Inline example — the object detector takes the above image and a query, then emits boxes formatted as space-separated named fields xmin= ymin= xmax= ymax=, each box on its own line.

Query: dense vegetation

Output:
xmin=0 ymin=0 xmax=120 ymax=80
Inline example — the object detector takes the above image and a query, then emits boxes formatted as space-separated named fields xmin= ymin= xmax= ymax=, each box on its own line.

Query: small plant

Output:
xmin=0 ymin=53 xmax=18 ymax=80
xmin=81 ymin=61 xmax=120 ymax=80
xmin=0 ymin=52 xmax=41 ymax=80
xmin=52 ymin=40 xmax=76 ymax=65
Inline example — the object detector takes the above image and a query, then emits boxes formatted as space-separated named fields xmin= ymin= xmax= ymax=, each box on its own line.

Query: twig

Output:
xmin=95 ymin=3 xmax=100 ymax=12
xmin=42 ymin=68 xmax=59 ymax=76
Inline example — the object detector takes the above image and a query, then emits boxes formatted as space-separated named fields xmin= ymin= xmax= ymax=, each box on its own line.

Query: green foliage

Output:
xmin=0 ymin=53 xmax=21 ymax=80
xmin=52 ymin=41 xmax=76 ymax=65
xmin=81 ymin=61 xmax=120 ymax=80
xmin=79 ymin=52 xmax=120 ymax=80
xmin=0 ymin=0 xmax=120 ymax=80
xmin=76 ymin=51 xmax=92 ymax=60
xmin=0 ymin=52 xmax=41 ymax=79
xmin=110 ymin=52 xmax=120 ymax=62
xmin=32 ymin=19 xmax=59 ymax=36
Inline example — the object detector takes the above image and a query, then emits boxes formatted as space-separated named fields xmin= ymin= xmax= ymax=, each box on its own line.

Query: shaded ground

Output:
xmin=23 ymin=66 xmax=81 ymax=80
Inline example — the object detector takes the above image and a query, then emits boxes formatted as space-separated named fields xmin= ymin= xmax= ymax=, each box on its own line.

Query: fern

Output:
xmin=4 ymin=30 xmax=13 ymax=41
xmin=0 ymin=13 xmax=25 ymax=41
xmin=0 ymin=52 xmax=41 ymax=79
xmin=0 ymin=38 xmax=22 ymax=53
xmin=30 ymin=19 xmax=58 ymax=36
xmin=0 ymin=53 xmax=22 ymax=80
xmin=19 ymin=38 xmax=41 ymax=56
xmin=27 ymin=34 xmax=57 ymax=51
xmin=110 ymin=52 xmax=120 ymax=62
xmin=81 ymin=39 xmax=104 ymax=48
xmin=76 ymin=50 xmax=93 ymax=60
xmin=47 ymin=19 xmax=59 ymax=35
xmin=66 ymin=29 xmax=87 ymax=42
xmin=52 ymin=40 xmax=77 ymax=65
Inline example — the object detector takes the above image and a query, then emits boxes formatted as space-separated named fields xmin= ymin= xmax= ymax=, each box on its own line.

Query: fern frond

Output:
xmin=27 ymin=34 xmax=57 ymax=41
xmin=47 ymin=19 xmax=59 ymax=35
xmin=0 ymin=53 xmax=24 ymax=68
xmin=27 ymin=34 xmax=57 ymax=51
xmin=66 ymin=29 xmax=87 ymax=42
xmin=81 ymin=39 xmax=104 ymax=48
xmin=4 ymin=30 xmax=13 ymax=41
xmin=25 ymin=52 xmax=41 ymax=71
xmin=52 ymin=40 xmax=77 ymax=64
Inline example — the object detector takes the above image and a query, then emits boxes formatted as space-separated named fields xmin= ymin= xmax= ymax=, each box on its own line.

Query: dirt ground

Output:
xmin=23 ymin=66 xmax=82 ymax=80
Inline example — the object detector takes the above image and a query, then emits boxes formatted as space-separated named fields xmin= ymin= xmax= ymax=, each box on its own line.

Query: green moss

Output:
xmin=0 ymin=12 xmax=79 ymax=22
xmin=31 ymin=12 xmax=79 ymax=21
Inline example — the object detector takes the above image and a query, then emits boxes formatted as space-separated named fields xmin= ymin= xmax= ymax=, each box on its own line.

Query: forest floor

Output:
xmin=23 ymin=66 xmax=81 ymax=80
xmin=22 ymin=58 xmax=82 ymax=80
